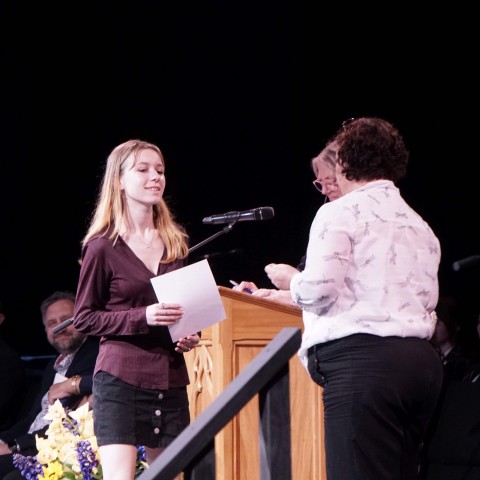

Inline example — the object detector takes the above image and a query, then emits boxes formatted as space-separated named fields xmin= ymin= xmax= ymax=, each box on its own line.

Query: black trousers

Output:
xmin=0 ymin=454 xmax=18 ymax=479
xmin=308 ymin=334 xmax=443 ymax=480
xmin=3 ymin=467 xmax=23 ymax=480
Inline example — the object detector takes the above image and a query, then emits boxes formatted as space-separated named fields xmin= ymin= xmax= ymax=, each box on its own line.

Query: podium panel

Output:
xmin=184 ymin=286 xmax=326 ymax=480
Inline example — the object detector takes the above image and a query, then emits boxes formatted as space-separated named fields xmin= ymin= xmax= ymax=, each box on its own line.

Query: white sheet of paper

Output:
xmin=150 ymin=259 xmax=226 ymax=342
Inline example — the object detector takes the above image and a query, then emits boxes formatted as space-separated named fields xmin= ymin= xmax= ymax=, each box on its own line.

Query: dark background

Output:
xmin=1 ymin=4 xmax=478 ymax=356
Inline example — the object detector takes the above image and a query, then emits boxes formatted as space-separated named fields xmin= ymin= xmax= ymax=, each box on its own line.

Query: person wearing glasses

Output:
xmin=232 ymin=141 xmax=342 ymax=304
xmin=270 ymin=117 xmax=443 ymax=480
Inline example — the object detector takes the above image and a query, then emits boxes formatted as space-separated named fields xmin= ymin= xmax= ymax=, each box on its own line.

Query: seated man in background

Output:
xmin=430 ymin=295 xmax=472 ymax=383
xmin=0 ymin=299 xmax=26 ymax=431
xmin=423 ymin=309 xmax=480 ymax=480
xmin=0 ymin=291 xmax=99 ymax=478
xmin=418 ymin=295 xmax=474 ymax=479
xmin=463 ymin=311 xmax=480 ymax=382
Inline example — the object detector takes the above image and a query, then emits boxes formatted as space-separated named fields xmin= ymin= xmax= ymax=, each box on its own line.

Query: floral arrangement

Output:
xmin=13 ymin=400 xmax=148 ymax=480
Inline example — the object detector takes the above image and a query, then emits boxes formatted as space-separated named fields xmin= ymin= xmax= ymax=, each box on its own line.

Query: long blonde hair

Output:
xmin=82 ymin=139 xmax=189 ymax=263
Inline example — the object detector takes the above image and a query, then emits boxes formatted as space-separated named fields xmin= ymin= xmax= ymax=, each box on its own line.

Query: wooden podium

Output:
xmin=184 ymin=286 xmax=326 ymax=480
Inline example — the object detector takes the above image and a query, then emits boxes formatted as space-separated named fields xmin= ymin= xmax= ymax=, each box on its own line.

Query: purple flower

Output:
xmin=12 ymin=453 xmax=43 ymax=479
xmin=76 ymin=439 xmax=100 ymax=480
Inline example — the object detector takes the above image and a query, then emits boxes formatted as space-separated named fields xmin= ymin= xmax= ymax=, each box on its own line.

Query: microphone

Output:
xmin=52 ymin=317 xmax=74 ymax=334
xmin=452 ymin=255 xmax=480 ymax=272
xmin=202 ymin=206 xmax=274 ymax=225
xmin=202 ymin=248 xmax=244 ymax=259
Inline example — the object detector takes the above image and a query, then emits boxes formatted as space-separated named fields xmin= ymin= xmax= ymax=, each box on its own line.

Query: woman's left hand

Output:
xmin=176 ymin=333 xmax=200 ymax=353
xmin=264 ymin=263 xmax=299 ymax=290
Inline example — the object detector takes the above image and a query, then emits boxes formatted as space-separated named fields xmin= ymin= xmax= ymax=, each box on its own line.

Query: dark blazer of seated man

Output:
xmin=0 ymin=291 xmax=100 ymax=478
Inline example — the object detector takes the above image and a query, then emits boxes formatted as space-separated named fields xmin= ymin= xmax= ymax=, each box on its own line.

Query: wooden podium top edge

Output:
xmin=218 ymin=285 xmax=302 ymax=317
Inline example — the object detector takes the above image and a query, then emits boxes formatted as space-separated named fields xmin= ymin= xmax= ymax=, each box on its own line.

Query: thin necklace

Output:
xmin=138 ymin=229 xmax=155 ymax=248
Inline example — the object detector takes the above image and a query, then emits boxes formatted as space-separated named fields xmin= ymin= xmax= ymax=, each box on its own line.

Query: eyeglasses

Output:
xmin=312 ymin=179 xmax=338 ymax=194
xmin=342 ymin=117 xmax=356 ymax=130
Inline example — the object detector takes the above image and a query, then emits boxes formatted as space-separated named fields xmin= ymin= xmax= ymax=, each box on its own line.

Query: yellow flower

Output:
xmin=69 ymin=402 xmax=96 ymax=439
xmin=39 ymin=460 xmax=63 ymax=480
xmin=69 ymin=401 xmax=90 ymax=423
xmin=43 ymin=400 xmax=67 ymax=422
xmin=58 ymin=440 xmax=80 ymax=470
xmin=14 ymin=401 xmax=148 ymax=479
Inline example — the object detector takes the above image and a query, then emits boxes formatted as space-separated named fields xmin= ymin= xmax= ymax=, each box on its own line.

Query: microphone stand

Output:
xmin=188 ymin=223 xmax=236 ymax=254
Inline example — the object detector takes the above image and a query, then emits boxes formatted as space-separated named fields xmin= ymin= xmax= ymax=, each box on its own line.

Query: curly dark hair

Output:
xmin=332 ymin=117 xmax=409 ymax=183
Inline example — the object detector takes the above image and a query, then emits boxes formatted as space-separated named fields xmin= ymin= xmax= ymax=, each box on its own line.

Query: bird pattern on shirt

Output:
xmin=293 ymin=180 xmax=441 ymax=367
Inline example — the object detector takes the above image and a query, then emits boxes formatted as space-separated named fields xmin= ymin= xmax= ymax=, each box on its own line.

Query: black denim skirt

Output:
xmin=93 ymin=370 xmax=190 ymax=448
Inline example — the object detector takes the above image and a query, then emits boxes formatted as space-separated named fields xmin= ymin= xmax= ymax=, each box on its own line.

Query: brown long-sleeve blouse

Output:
xmin=73 ymin=235 xmax=190 ymax=390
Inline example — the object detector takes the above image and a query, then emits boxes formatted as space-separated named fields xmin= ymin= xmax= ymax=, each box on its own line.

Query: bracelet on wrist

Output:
xmin=71 ymin=375 xmax=81 ymax=395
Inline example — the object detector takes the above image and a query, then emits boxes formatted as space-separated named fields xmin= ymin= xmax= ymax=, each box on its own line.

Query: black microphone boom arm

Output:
xmin=188 ymin=224 xmax=235 ymax=254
